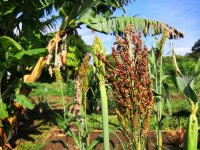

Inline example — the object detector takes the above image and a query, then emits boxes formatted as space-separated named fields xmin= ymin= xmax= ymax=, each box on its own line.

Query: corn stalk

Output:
xmin=173 ymin=50 xmax=199 ymax=150
xmin=148 ymin=27 xmax=170 ymax=150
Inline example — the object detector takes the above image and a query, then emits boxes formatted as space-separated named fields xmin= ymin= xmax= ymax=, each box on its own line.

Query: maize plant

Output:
xmin=92 ymin=37 xmax=110 ymax=150
xmin=148 ymin=26 xmax=185 ymax=149
xmin=98 ymin=25 xmax=154 ymax=150
xmin=173 ymin=50 xmax=199 ymax=150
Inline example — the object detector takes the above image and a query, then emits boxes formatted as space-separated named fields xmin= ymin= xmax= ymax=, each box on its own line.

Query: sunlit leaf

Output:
xmin=80 ymin=16 xmax=184 ymax=39
xmin=13 ymin=94 xmax=34 ymax=109
xmin=0 ymin=36 xmax=23 ymax=54
xmin=175 ymin=76 xmax=197 ymax=104
xmin=0 ymin=101 xmax=8 ymax=119
xmin=86 ymin=135 xmax=103 ymax=150
xmin=13 ymin=48 xmax=47 ymax=60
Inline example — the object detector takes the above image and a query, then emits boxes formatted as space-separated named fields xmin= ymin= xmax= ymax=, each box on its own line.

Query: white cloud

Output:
xmin=174 ymin=47 xmax=191 ymax=56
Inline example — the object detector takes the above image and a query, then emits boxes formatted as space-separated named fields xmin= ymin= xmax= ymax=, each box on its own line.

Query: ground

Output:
xmin=12 ymin=84 xmax=200 ymax=150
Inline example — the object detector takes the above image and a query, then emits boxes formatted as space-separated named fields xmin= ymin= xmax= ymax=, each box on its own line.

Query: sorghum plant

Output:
xmin=92 ymin=37 xmax=110 ymax=150
xmin=77 ymin=53 xmax=90 ymax=149
xmin=98 ymin=25 xmax=154 ymax=150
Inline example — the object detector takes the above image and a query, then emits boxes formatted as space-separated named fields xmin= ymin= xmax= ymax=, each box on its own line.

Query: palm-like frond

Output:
xmin=0 ymin=0 xmax=58 ymax=37
xmin=39 ymin=16 xmax=61 ymax=34
xmin=80 ymin=16 xmax=184 ymax=39
xmin=56 ymin=0 xmax=133 ymax=31
xmin=55 ymin=0 xmax=183 ymax=39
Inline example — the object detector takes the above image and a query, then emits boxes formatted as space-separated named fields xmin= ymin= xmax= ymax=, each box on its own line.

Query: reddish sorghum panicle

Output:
xmin=97 ymin=24 xmax=154 ymax=147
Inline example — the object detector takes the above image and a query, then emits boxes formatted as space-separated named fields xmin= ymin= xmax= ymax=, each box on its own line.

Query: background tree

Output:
xmin=192 ymin=39 xmax=200 ymax=53
xmin=187 ymin=39 xmax=200 ymax=59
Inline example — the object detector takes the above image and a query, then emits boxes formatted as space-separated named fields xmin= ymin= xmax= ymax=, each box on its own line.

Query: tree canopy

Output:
xmin=186 ymin=39 xmax=200 ymax=59
xmin=192 ymin=39 xmax=200 ymax=53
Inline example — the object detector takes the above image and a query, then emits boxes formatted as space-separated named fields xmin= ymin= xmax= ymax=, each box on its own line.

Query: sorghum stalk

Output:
xmin=156 ymin=27 xmax=167 ymax=150
xmin=92 ymin=37 xmax=110 ymax=150
xmin=54 ymin=67 xmax=65 ymax=119
xmin=78 ymin=53 xmax=90 ymax=149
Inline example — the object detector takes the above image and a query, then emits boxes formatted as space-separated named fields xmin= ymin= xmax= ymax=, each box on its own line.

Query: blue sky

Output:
xmin=78 ymin=0 xmax=200 ymax=55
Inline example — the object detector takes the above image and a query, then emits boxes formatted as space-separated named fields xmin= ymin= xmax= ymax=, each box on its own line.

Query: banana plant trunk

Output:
xmin=4 ymin=31 xmax=65 ymax=144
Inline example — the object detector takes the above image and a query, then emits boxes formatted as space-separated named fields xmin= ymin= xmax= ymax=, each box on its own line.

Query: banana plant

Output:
xmin=26 ymin=0 xmax=184 ymax=85
xmin=172 ymin=50 xmax=199 ymax=150
xmin=0 ymin=36 xmax=46 ymax=147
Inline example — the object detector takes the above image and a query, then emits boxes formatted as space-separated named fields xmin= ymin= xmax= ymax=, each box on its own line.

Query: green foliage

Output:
xmin=29 ymin=81 xmax=75 ymax=97
xmin=176 ymin=56 xmax=196 ymax=76
xmin=0 ymin=0 xmax=59 ymax=48
xmin=175 ymin=77 xmax=197 ymax=104
xmin=66 ymin=34 xmax=92 ymax=71
xmin=12 ymin=94 xmax=34 ymax=109
xmin=56 ymin=0 xmax=132 ymax=31
xmin=163 ymin=55 xmax=198 ymax=76
xmin=173 ymin=51 xmax=199 ymax=150
xmin=0 ymin=36 xmax=46 ymax=119
xmin=54 ymin=0 xmax=183 ymax=41
xmin=0 ymin=101 xmax=8 ymax=119
xmin=0 ymin=36 xmax=47 ymax=67
xmin=87 ymin=114 xmax=119 ymax=130
xmin=184 ymin=112 xmax=198 ymax=150
xmin=190 ymin=39 xmax=200 ymax=58
xmin=50 ymin=105 xmax=104 ymax=150
xmin=80 ymin=16 xmax=183 ymax=38
xmin=92 ymin=36 xmax=110 ymax=150
xmin=87 ymin=69 xmax=101 ymax=114
xmin=148 ymin=32 xmax=172 ymax=150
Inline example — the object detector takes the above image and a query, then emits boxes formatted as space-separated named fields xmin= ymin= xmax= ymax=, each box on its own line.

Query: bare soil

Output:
xmin=41 ymin=128 xmax=197 ymax=150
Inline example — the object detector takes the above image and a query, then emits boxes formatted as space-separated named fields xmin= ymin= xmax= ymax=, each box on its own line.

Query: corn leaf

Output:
xmin=175 ymin=76 xmax=198 ymax=104
xmin=163 ymin=83 xmax=172 ymax=116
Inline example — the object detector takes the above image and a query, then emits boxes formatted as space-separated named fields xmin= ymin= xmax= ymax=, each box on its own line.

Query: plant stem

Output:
xmin=157 ymin=54 xmax=163 ymax=150
xmin=0 ymin=69 xmax=6 ymax=102
xmin=157 ymin=101 xmax=162 ymax=150
xmin=99 ymin=80 xmax=110 ymax=150
xmin=80 ymin=92 xmax=87 ymax=150
xmin=155 ymin=55 xmax=163 ymax=150
xmin=59 ymin=81 xmax=66 ymax=119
